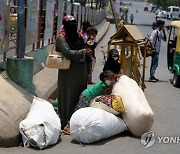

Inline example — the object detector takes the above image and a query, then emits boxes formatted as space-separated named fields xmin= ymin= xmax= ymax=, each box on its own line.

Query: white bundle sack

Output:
xmin=19 ymin=97 xmax=61 ymax=149
xmin=70 ymin=107 xmax=127 ymax=144
xmin=112 ymin=75 xmax=154 ymax=137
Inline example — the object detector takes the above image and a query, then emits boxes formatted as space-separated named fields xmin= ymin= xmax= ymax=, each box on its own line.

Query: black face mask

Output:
xmin=64 ymin=20 xmax=85 ymax=50
xmin=70 ymin=23 xmax=78 ymax=33
xmin=64 ymin=21 xmax=78 ymax=36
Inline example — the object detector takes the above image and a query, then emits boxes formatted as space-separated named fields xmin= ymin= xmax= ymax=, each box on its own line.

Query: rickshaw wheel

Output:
xmin=173 ymin=73 xmax=180 ymax=88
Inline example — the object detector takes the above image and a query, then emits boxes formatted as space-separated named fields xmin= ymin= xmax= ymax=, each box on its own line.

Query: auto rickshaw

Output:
xmin=167 ymin=21 xmax=180 ymax=87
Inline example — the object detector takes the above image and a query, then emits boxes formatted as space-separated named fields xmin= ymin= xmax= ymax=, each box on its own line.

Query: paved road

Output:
xmin=1 ymin=1 xmax=180 ymax=154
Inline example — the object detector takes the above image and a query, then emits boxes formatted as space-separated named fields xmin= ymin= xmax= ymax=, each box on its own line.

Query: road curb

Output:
xmin=97 ymin=21 xmax=110 ymax=44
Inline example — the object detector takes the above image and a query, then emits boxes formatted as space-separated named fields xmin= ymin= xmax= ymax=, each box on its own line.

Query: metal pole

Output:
xmin=90 ymin=0 xmax=93 ymax=9
xmin=83 ymin=0 xmax=86 ymax=6
xmin=17 ymin=0 xmax=25 ymax=58
xmin=71 ymin=0 xmax=74 ymax=15
xmin=96 ymin=0 xmax=98 ymax=10
xmin=99 ymin=0 xmax=102 ymax=10
xmin=110 ymin=0 xmax=118 ymax=31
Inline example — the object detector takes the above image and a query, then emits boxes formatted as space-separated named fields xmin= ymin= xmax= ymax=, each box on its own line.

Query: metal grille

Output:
xmin=0 ymin=1 xmax=9 ymax=57
xmin=0 ymin=0 xmax=106 ymax=62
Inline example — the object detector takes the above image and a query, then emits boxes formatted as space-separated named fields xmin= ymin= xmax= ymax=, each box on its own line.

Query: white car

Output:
xmin=73 ymin=2 xmax=81 ymax=6
xmin=155 ymin=9 xmax=161 ymax=15
xmin=157 ymin=11 xmax=167 ymax=18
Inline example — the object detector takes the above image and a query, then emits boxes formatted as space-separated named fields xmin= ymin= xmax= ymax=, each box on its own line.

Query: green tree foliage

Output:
xmin=148 ymin=0 xmax=180 ymax=9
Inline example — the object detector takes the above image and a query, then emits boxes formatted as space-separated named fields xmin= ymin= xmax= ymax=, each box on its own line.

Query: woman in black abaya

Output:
xmin=56 ymin=15 xmax=91 ymax=131
xmin=103 ymin=49 xmax=123 ymax=74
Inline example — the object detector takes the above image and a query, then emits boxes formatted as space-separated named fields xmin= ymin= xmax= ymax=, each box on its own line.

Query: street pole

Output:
xmin=70 ymin=0 xmax=74 ymax=15
xmin=99 ymin=0 xmax=101 ymax=10
xmin=110 ymin=0 xmax=118 ymax=31
xmin=90 ymin=0 xmax=93 ymax=9
xmin=96 ymin=0 xmax=98 ymax=10
xmin=17 ymin=0 xmax=25 ymax=58
xmin=83 ymin=0 xmax=86 ymax=6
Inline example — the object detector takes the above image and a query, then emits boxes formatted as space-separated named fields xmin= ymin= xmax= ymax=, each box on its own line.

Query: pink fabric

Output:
xmin=59 ymin=26 xmax=66 ymax=36
xmin=59 ymin=15 xmax=76 ymax=37
xmin=63 ymin=15 xmax=75 ymax=21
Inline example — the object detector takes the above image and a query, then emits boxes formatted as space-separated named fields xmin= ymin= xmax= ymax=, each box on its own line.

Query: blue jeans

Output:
xmin=150 ymin=52 xmax=159 ymax=78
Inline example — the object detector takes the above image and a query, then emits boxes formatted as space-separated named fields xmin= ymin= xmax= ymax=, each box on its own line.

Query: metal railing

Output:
xmin=0 ymin=0 xmax=106 ymax=62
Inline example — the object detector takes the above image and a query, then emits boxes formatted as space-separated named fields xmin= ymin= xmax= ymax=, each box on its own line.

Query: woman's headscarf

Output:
xmin=62 ymin=15 xmax=85 ymax=50
xmin=103 ymin=49 xmax=121 ymax=74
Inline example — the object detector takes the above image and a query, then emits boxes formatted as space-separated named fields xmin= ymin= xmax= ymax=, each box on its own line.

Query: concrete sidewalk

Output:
xmin=0 ymin=20 xmax=110 ymax=147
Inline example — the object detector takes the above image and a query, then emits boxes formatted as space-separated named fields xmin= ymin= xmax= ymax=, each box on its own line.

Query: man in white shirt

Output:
xmin=149 ymin=20 xmax=166 ymax=82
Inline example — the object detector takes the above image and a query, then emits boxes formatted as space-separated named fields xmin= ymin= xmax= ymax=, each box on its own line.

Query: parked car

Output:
xmin=157 ymin=11 xmax=167 ymax=18
xmin=167 ymin=6 xmax=180 ymax=20
xmin=73 ymin=2 xmax=81 ymax=6
xmin=155 ymin=9 xmax=161 ymax=15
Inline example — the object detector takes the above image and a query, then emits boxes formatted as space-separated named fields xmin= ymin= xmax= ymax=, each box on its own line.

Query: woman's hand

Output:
xmin=103 ymin=85 xmax=113 ymax=95
xmin=82 ymin=48 xmax=92 ymax=56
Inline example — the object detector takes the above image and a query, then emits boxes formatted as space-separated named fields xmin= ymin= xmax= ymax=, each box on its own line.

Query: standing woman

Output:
xmin=103 ymin=49 xmax=123 ymax=74
xmin=56 ymin=15 xmax=91 ymax=129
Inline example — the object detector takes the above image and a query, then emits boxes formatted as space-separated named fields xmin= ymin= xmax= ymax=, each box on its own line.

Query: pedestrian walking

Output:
xmin=152 ymin=16 xmax=158 ymax=30
xmin=56 ymin=15 xmax=92 ymax=130
xmin=130 ymin=13 xmax=134 ymax=24
xmin=149 ymin=20 xmax=166 ymax=82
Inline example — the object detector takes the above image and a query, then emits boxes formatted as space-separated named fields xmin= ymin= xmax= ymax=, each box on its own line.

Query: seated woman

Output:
xmin=63 ymin=70 xmax=120 ymax=135
xmin=103 ymin=49 xmax=123 ymax=74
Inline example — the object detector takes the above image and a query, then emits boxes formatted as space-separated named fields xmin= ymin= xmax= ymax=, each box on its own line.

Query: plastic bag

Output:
xmin=70 ymin=107 xmax=127 ymax=144
xmin=19 ymin=97 xmax=61 ymax=149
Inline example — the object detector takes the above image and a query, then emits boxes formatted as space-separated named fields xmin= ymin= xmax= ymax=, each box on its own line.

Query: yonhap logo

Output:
xmin=141 ymin=131 xmax=156 ymax=148
xmin=141 ymin=131 xmax=180 ymax=148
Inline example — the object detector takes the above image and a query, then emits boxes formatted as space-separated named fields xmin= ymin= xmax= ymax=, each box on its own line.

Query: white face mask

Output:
xmin=113 ymin=57 xmax=119 ymax=61
xmin=105 ymin=80 xmax=112 ymax=85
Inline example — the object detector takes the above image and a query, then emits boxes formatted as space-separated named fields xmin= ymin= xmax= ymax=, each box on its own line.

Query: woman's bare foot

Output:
xmin=63 ymin=124 xmax=70 ymax=135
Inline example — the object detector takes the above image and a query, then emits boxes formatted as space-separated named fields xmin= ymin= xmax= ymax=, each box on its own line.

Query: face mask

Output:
xmin=105 ymin=80 xmax=112 ymax=85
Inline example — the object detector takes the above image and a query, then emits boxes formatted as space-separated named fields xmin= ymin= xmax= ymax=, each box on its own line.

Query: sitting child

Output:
xmin=63 ymin=70 xmax=120 ymax=135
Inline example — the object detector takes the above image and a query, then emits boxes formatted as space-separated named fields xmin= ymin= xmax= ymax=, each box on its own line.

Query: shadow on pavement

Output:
xmin=70 ymin=130 xmax=139 ymax=147
xmin=145 ymin=80 xmax=169 ymax=83
xmin=19 ymin=137 xmax=62 ymax=151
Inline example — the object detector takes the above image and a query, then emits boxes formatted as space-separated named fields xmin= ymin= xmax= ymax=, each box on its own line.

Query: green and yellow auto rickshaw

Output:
xmin=167 ymin=21 xmax=180 ymax=87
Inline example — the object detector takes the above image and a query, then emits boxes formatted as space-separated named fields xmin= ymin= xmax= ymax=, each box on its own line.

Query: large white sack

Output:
xmin=70 ymin=107 xmax=127 ymax=144
xmin=19 ymin=97 xmax=61 ymax=149
xmin=112 ymin=75 xmax=154 ymax=137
